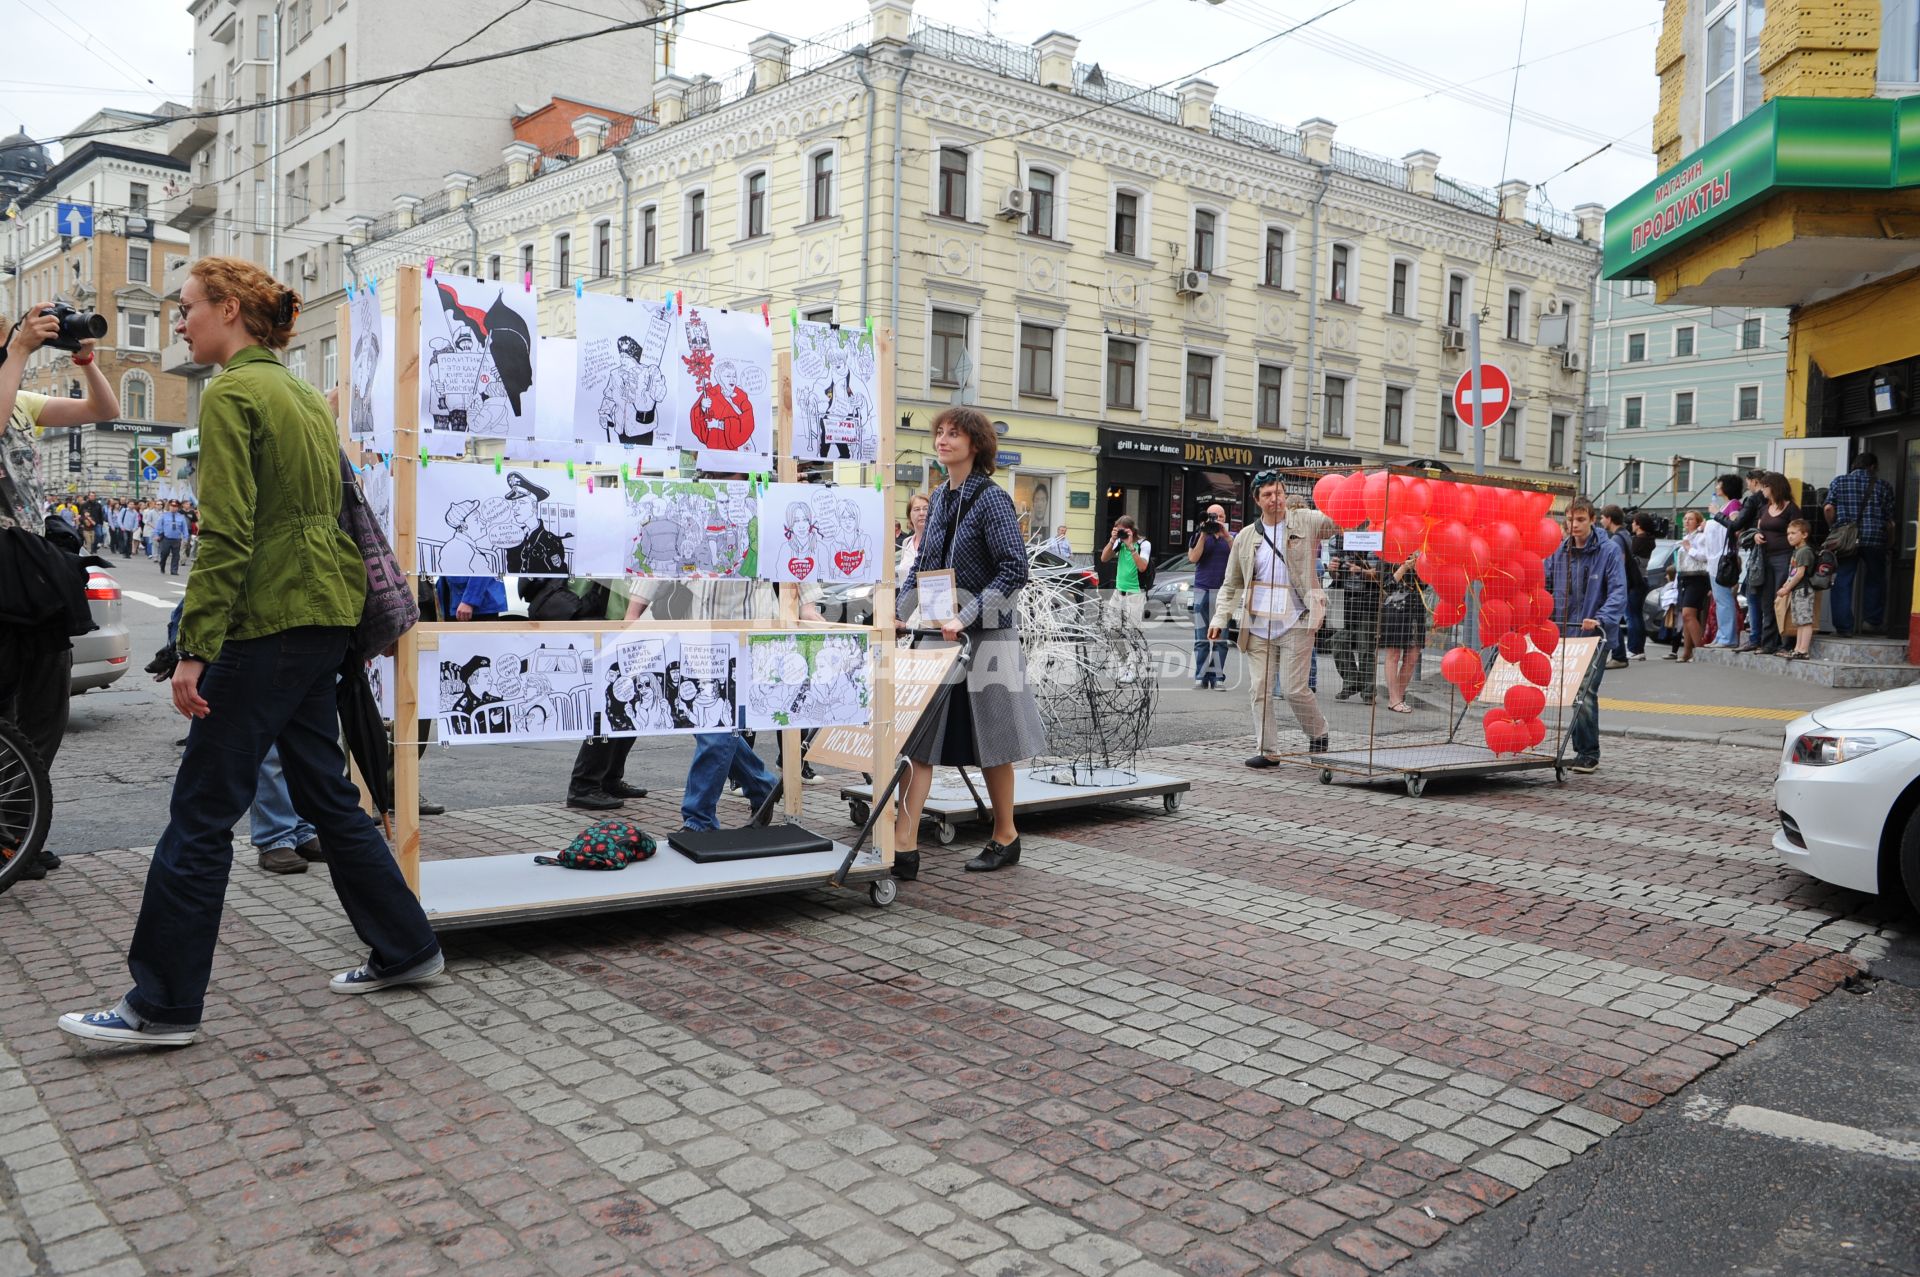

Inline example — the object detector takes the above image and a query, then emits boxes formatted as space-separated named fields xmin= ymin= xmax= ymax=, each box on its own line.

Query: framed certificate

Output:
xmin=917 ymin=569 xmax=958 ymax=623
xmin=1250 ymin=582 xmax=1293 ymax=619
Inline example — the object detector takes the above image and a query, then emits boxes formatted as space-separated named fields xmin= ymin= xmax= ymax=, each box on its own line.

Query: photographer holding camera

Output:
xmin=0 ymin=301 xmax=120 ymax=876
xmin=1100 ymin=514 xmax=1153 ymax=627
xmin=1187 ymin=503 xmax=1233 ymax=688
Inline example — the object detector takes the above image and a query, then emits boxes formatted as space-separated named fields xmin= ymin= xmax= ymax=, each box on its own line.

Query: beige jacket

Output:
xmin=1208 ymin=508 xmax=1337 ymax=647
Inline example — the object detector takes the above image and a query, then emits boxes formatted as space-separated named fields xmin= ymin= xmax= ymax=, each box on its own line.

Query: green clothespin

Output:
xmin=621 ymin=462 xmax=631 ymax=483
xmin=494 ymin=455 xmax=502 ymax=474
xmin=567 ymin=460 xmax=575 ymax=479
xmin=419 ymin=447 xmax=429 ymax=468
xmin=864 ymin=316 xmax=875 ymax=348
xmin=874 ymin=469 xmax=883 ymax=492
xmin=790 ymin=306 xmax=800 ymax=331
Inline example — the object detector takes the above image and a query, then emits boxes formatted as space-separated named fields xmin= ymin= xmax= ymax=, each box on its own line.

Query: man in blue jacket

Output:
xmin=1545 ymin=498 xmax=1625 ymax=775
xmin=434 ymin=574 xmax=507 ymax=622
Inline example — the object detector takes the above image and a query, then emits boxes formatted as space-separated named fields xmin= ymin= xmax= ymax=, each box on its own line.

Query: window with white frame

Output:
xmin=1550 ymin=412 xmax=1569 ymax=468
xmin=1674 ymin=390 xmax=1696 ymax=425
xmin=802 ymin=305 xmax=834 ymax=324
xmin=1737 ymin=383 xmax=1761 ymax=419
xmin=320 ymin=335 xmax=336 ymax=390
xmin=1263 ymin=227 xmax=1288 ymax=288
xmin=1626 ymin=331 xmax=1647 ymax=362
xmin=1674 ymin=324 xmax=1696 ymax=357
xmin=1390 ymin=259 xmax=1411 ymax=316
xmin=1505 ymin=288 xmax=1526 ymax=341
xmin=1561 ymin=300 xmax=1578 ymax=343
xmin=1440 ymin=394 xmax=1460 ymax=451
xmin=930 ymin=309 xmax=968 ymax=387
xmin=1880 ymin=0 xmax=1920 ymax=81
xmin=1112 ymin=189 xmax=1141 ymax=256
xmin=1735 ymin=453 xmax=1758 ymax=470
xmin=1624 ymin=395 xmax=1644 ymax=428
xmin=808 ymin=149 xmax=835 ymax=221
xmin=127 ymin=241 xmax=149 ymax=284
xmin=1018 ymin=323 xmax=1055 ymax=397
xmin=1446 ymin=272 xmax=1467 ymax=328
xmin=937 ymin=147 xmax=968 ymax=219
xmin=1628 ymin=278 xmax=1653 ymax=297
xmin=1026 ymin=167 xmax=1057 ymax=239
xmin=1383 ymin=384 xmax=1406 ymax=444
xmin=554 ymin=231 xmax=571 ymax=286
xmin=1675 ymin=458 xmax=1695 ymax=494
xmin=1499 ymin=409 xmax=1521 ymax=462
xmin=1257 ymin=363 xmax=1287 ymax=430
xmin=1328 ymin=243 xmax=1352 ymax=303
xmin=640 ymin=206 xmax=657 ymax=266
xmin=1740 ymin=315 xmax=1763 ymax=348
xmin=287 ymin=347 xmax=308 ymax=382
xmin=744 ymin=170 xmax=768 ymax=238
xmin=121 ymin=371 xmax=151 ymax=419
xmin=1106 ymin=338 xmax=1138 ymax=409
xmin=1620 ymin=460 xmax=1641 ymax=493
xmin=685 ymin=191 xmax=707 ymax=254
xmin=124 ymin=310 xmax=151 ymax=350
xmin=518 ymin=242 xmax=533 ymax=278
xmin=487 ymin=253 xmax=501 ymax=281
xmin=1322 ymin=374 xmax=1349 ymax=437
xmin=1704 ymin=0 xmax=1766 ymax=142
xmin=1192 ymin=209 xmax=1217 ymax=272
xmin=594 ymin=220 xmax=612 ymax=277
xmin=1185 ymin=352 xmax=1216 ymax=419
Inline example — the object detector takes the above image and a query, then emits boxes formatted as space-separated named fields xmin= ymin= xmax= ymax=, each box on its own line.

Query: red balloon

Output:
xmin=1484 ymin=521 xmax=1521 ymax=559
xmin=1523 ymin=714 xmax=1548 ymax=748
xmin=1511 ymin=550 xmax=1545 ymax=592
xmin=1452 ymin=484 xmax=1479 ymax=528
xmin=1312 ymin=472 xmax=1345 ymax=516
xmin=1497 ymin=632 xmax=1528 ymax=664
xmin=1441 ymin=644 xmax=1481 ymax=687
xmin=1426 ymin=558 xmax=1468 ymax=601
xmin=1427 ymin=481 xmax=1466 ymax=524
xmin=1382 ymin=513 xmax=1425 ymax=564
xmin=1392 ymin=475 xmax=1432 ymax=520
xmin=1427 ymin=519 xmax=1470 ymax=565
xmin=1464 ymin=535 xmax=1491 ymax=580
xmin=1525 ymin=516 xmax=1564 ymax=559
xmin=1434 ymin=598 xmax=1466 ymax=628
xmin=1529 ymin=622 xmax=1560 ymax=655
xmin=1481 ymin=599 xmax=1514 ymax=639
xmin=1326 ymin=475 xmax=1367 ymax=529
xmin=1482 ymin=710 xmax=1520 ymax=755
xmin=1524 ymin=490 xmax=1554 ymax=520
xmin=1361 ymin=470 xmax=1393 ymax=527
xmin=1519 ymin=650 xmax=1553 ymax=686
xmin=1481 ymin=563 xmax=1522 ymax=603
xmin=1462 ymin=673 xmax=1486 ymax=703
xmin=1505 ymin=684 xmax=1546 ymax=718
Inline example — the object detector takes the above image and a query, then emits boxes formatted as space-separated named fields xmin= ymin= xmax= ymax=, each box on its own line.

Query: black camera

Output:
xmin=1202 ymin=517 xmax=1221 ymax=533
xmin=45 ymin=300 xmax=107 ymax=352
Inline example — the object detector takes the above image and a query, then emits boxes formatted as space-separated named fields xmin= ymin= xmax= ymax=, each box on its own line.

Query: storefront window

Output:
xmin=1704 ymin=0 xmax=1765 ymax=142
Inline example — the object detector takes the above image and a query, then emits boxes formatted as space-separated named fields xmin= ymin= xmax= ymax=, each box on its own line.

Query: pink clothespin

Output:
xmin=424 ymin=256 xmax=435 ymax=279
xmin=523 ymin=270 xmax=532 ymax=294
xmin=761 ymin=302 xmax=770 ymax=327
xmin=675 ymin=290 xmax=683 ymax=314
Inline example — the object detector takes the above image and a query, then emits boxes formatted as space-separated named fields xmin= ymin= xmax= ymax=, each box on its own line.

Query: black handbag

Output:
xmin=1714 ymin=546 xmax=1742 ymax=588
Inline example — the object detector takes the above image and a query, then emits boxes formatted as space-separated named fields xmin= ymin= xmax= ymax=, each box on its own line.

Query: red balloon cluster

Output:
xmin=1313 ymin=469 xmax=1565 ymax=756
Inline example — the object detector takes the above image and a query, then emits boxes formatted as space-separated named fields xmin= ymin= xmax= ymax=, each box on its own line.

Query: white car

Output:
xmin=70 ymin=565 xmax=130 ymax=693
xmin=1774 ymin=685 xmax=1920 ymax=912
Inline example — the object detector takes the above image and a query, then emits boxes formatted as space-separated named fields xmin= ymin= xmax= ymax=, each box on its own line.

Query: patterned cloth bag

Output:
xmin=534 ymin=819 xmax=657 ymax=870
xmin=336 ymin=450 xmax=418 ymax=659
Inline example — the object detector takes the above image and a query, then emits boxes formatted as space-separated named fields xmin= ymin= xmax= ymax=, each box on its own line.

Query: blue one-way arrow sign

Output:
xmin=56 ymin=202 xmax=92 ymax=239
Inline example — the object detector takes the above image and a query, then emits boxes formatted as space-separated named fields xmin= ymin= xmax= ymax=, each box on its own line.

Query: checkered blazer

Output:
xmin=898 ymin=472 xmax=1029 ymax=630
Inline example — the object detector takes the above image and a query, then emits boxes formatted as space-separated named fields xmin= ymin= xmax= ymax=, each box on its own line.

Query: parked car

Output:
xmin=819 ymin=548 xmax=1099 ymax=627
xmin=1144 ymin=554 xmax=1199 ymax=621
xmin=1640 ymin=538 xmax=1681 ymax=641
xmin=70 ymin=565 xmax=129 ymax=693
xmin=1774 ymin=685 xmax=1920 ymax=912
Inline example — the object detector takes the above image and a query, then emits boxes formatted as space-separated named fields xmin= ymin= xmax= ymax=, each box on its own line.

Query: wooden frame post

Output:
xmin=392 ymin=266 xmax=423 ymax=892
xmin=873 ymin=327 xmax=897 ymax=868
xmin=774 ymin=348 xmax=803 ymax=817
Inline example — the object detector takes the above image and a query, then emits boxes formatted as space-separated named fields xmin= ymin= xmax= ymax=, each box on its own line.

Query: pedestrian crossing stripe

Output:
xmin=1598 ymin=697 xmax=1802 ymax=721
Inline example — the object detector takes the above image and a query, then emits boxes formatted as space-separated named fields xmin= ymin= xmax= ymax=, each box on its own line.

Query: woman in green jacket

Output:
xmin=61 ymin=257 xmax=442 ymax=1049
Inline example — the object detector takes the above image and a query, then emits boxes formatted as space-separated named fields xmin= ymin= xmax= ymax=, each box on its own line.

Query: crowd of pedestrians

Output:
xmin=43 ymin=490 xmax=199 ymax=569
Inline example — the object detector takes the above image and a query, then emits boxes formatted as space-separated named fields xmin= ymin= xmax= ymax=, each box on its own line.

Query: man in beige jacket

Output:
xmin=1209 ymin=473 xmax=1336 ymax=766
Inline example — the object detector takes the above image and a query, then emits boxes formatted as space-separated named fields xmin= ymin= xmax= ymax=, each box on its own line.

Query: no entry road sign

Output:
xmin=1453 ymin=363 xmax=1512 ymax=430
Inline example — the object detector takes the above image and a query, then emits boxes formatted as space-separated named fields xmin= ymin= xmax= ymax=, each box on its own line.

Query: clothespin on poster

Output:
xmin=575 ymin=278 xmax=584 ymax=299
xmin=425 ymin=257 xmax=435 ymax=279
xmin=865 ymin=316 xmax=875 ymax=349
xmin=873 ymin=469 xmax=884 ymax=492
xmin=621 ymin=462 xmax=630 ymax=484
xmin=675 ymin=290 xmax=683 ymax=314
xmin=761 ymin=302 xmax=770 ymax=327
xmin=419 ymin=447 xmax=430 ymax=468
xmin=586 ymin=474 xmax=595 ymax=494
xmin=523 ymin=270 xmax=533 ymax=293
xmin=494 ymin=455 xmax=503 ymax=474
xmin=566 ymin=460 xmax=575 ymax=479
xmin=790 ymin=306 xmax=800 ymax=332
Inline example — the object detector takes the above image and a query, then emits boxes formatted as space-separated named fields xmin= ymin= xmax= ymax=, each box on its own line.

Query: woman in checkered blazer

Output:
xmin=895 ymin=407 xmax=1050 ymax=879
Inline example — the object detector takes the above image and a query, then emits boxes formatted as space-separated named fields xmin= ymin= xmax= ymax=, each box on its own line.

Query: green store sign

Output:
xmin=1604 ymin=95 xmax=1920 ymax=280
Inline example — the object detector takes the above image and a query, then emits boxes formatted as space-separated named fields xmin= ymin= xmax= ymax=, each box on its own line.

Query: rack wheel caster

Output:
xmin=848 ymin=800 xmax=871 ymax=826
xmin=869 ymin=878 xmax=898 ymax=907
xmin=1404 ymin=774 xmax=1427 ymax=798
xmin=1554 ymin=764 xmax=1566 ymax=784
xmin=934 ymin=820 xmax=957 ymax=846
xmin=1162 ymin=791 xmax=1184 ymax=813
xmin=1319 ymin=769 xmax=1333 ymax=785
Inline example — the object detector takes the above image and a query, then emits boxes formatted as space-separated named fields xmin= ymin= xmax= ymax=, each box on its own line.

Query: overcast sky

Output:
xmin=3 ymin=0 xmax=1658 ymax=213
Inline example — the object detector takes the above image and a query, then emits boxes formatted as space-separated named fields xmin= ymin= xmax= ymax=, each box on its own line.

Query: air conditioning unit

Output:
xmin=1560 ymin=349 xmax=1583 ymax=372
xmin=300 ymin=262 xmax=319 ymax=281
xmin=995 ymin=187 xmax=1029 ymax=220
xmin=1441 ymin=326 xmax=1466 ymax=352
xmin=1176 ymin=269 xmax=1209 ymax=297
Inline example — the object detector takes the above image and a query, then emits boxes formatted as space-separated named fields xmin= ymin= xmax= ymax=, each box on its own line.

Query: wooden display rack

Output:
xmin=338 ymin=266 xmax=901 ymax=928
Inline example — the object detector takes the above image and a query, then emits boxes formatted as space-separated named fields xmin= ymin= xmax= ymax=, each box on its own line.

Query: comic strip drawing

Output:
xmin=416 ymin=462 xmax=576 ymax=577
xmin=595 ymin=632 xmax=739 ymax=737
xmin=673 ymin=306 xmax=771 ymax=455
xmin=425 ymin=636 xmax=596 ymax=743
xmin=744 ymin=632 xmax=872 ymax=730
xmin=348 ymin=290 xmax=395 ymax=452
xmin=791 ymin=320 xmax=879 ymax=461
xmin=575 ymin=293 xmax=675 ymax=448
xmin=361 ymin=461 xmax=395 ymax=547
xmin=616 ymin=478 xmax=757 ymax=579
xmin=512 ymin=336 xmax=579 ymax=462
xmin=421 ymin=273 xmax=537 ymax=452
xmin=368 ymin=655 xmax=394 ymax=720
xmin=756 ymin=483 xmax=883 ymax=584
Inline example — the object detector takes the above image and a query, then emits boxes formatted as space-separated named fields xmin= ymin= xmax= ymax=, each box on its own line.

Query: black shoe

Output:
xmin=16 ymin=854 xmax=48 ymax=881
xmin=295 ymin=838 xmax=325 ymax=863
xmin=38 ymin=851 xmax=59 ymax=871
xmin=801 ymin=762 xmax=817 ymax=781
xmin=418 ymin=797 xmax=446 ymax=816
xmin=1832 ymin=630 xmax=1854 ymax=639
xmin=1569 ymin=758 xmax=1600 ymax=774
xmin=964 ymin=838 xmax=1020 ymax=872
xmin=893 ymin=850 xmax=920 ymax=881
xmin=603 ymin=781 xmax=649 ymax=799
xmin=257 ymin=846 xmax=308 ymax=875
xmin=1244 ymin=754 xmax=1280 ymax=769
xmin=1334 ymin=687 xmax=1356 ymax=701
xmin=1309 ymin=736 xmax=1330 ymax=754
xmin=566 ymin=790 xmax=624 ymax=811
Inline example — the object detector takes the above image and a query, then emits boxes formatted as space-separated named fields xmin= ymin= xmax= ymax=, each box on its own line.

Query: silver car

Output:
xmin=70 ymin=565 xmax=130 ymax=693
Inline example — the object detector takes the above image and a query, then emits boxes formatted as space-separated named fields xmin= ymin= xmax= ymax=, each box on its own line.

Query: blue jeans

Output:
xmin=1191 ymin=587 xmax=1228 ymax=684
xmin=250 ymin=744 xmax=317 ymax=852
xmin=1711 ymin=578 xmax=1739 ymax=645
xmin=156 ymin=536 xmax=182 ymax=574
xmin=1830 ymin=543 xmax=1888 ymax=634
xmin=1568 ymin=634 xmax=1607 ymax=764
xmin=122 ymin=627 xmax=440 ymax=1029
xmin=681 ymin=733 xmax=777 ymax=831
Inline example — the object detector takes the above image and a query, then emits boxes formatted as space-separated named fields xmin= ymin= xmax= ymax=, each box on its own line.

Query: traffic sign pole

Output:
xmin=1469 ymin=311 xmax=1485 ymax=477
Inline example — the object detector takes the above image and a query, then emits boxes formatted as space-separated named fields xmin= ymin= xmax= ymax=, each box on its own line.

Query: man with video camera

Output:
xmin=0 ymin=301 xmax=120 ymax=877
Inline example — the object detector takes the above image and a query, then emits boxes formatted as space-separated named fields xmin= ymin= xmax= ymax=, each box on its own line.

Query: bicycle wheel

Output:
xmin=0 ymin=717 xmax=52 ymax=897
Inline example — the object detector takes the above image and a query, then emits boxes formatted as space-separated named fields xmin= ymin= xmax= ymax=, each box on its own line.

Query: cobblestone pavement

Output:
xmin=1 ymin=739 xmax=1907 ymax=1277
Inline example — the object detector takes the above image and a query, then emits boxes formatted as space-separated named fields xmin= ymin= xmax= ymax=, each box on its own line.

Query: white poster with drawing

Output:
xmin=368 ymin=654 xmax=395 ymax=719
xmin=348 ymin=288 xmax=394 ymax=453
xmin=360 ymin=460 xmax=395 ymax=547
xmin=669 ymin=305 xmax=771 ymax=457
xmin=420 ymin=272 xmax=538 ymax=455
xmin=790 ymin=320 xmax=879 ymax=462
xmin=415 ymin=461 xmax=576 ymax=577
xmin=507 ymin=336 xmax=581 ymax=462
xmin=421 ymin=634 xmax=597 ymax=743
xmin=575 ymin=476 xmax=757 ymax=579
xmin=575 ymin=293 xmax=677 ymax=449
xmin=594 ymin=630 xmax=739 ymax=736
xmin=744 ymin=632 xmax=872 ymax=730
xmin=756 ymin=483 xmax=883 ymax=583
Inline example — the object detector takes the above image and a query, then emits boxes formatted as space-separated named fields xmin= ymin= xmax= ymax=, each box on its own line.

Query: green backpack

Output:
xmin=534 ymin=818 xmax=657 ymax=870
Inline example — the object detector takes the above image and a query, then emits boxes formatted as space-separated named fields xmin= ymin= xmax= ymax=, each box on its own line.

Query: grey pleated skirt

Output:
xmin=911 ymin=626 xmax=1050 ymax=769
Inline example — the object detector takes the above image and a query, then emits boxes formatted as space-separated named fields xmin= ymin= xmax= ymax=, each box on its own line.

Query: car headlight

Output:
xmin=1787 ymin=729 xmax=1911 ymax=766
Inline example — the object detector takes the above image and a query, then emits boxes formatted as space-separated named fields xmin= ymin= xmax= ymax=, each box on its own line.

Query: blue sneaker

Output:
xmin=57 ymin=1009 xmax=197 ymax=1047
xmin=329 ymin=950 xmax=445 ymax=995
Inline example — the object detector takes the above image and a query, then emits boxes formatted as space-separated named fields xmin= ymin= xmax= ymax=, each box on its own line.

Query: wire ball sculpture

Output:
xmin=1019 ymin=556 xmax=1159 ymax=786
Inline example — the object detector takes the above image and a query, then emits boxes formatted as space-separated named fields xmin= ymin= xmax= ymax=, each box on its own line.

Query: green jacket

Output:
xmin=177 ymin=344 xmax=364 ymax=663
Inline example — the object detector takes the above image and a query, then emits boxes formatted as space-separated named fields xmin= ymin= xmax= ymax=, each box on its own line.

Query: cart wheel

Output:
xmin=1319 ymin=769 xmax=1333 ymax=785
xmin=934 ymin=820 xmax=958 ymax=846
xmin=848 ymin=800 xmax=871 ymax=826
xmin=1405 ymin=774 xmax=1427 ymax=798
xmin=869 ymin=878 xmax=898 ymax=907
xmin=1162 ymin=791 xmax=1184 ymax=813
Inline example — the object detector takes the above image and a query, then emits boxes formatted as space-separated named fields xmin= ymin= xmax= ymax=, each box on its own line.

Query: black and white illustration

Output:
xmin=360 ymin=459 xmax=395 ymax=547
xmin=790 ymin=319 xmax=880 ymax=461
xmin=420 ymin=272 xmax=538 ymax=454
xmin=348 ymin=287 xmax=394 ymax=453
xmin=595 ymin=631 xmax=739 ymax=736
xmin=368 ymin=654 xmax=394 ymax=719
xmin=576 ymin=293 xmax=675 ymax=448
xmin=757 ymin=483 xmax=883 ymax=584
xmin=416 ymin=461 xmax=575 ymax=577
xmin=744 ymin=632 xmax=872 ymax=730
xmin=670 ymin=306 xmax=772 ymax=456
xmin=423 ymin=635 xmax=596 ymax=743
xmin=575 ymin=477 xmax=757 ymax=579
